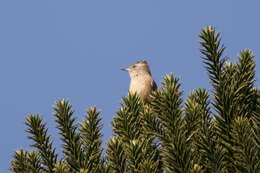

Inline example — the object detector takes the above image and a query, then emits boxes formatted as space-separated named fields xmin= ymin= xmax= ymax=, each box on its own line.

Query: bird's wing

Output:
xmin=151 ymin=80 xmax=157 ymax=91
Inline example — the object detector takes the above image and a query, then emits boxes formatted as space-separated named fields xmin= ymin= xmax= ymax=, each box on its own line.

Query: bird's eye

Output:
xmin=132 ymin=65 xmax=136 ymax=68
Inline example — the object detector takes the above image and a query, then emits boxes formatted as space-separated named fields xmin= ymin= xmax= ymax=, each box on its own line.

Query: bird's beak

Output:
xmin=121 ymin=67 xmax=128 ymax=71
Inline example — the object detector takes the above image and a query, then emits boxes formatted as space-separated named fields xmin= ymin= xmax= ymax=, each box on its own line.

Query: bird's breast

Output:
xmin=129 ymin=76 xmax=153 ymax=100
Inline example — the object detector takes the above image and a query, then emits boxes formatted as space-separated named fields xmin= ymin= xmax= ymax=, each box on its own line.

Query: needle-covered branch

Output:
xmin=79 ymin=107 xmax=103 ymax=171
xmin=25 ymin=114 xmax=57 ymax=172
xmin=10 ymin=149 xmax=42 ymax=173
xmin=53 ymin=99 xmax=83 ymax=172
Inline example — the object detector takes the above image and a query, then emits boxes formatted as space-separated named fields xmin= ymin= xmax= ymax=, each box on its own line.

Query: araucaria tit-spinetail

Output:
xmin=121 ymin=60 xmax=157 ymax=103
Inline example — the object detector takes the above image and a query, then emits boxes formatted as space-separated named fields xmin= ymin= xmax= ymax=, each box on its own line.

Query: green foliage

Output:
xmin=231 ymin=117 xmax=259 ymax=172
xmin=10 ymin=150 xmax=42 ymax=173
xmin=10 ymin=26 xmax=260 ymax=173
xmin=25 ymin=114 xmax=57 ymax=172
xmin=147 ymin=74 xmax=194 ymax=172
xmin=112 ymin=94 xmax=143 ymax=143
xmin=184 ymin=89 xmax=226 ymax=172
xmin=199 ymin=26 xmax=259 ymax=172
xmin=110 ymin=93 xmax=162 ymax=173
xmin=252 ymin=89 xmax=260 ymax=148
xmin=53 ymin=99 xmax=84 ymax=172
xmin=106 ymin=137 xmax=127 ymax=172
xmin=79 ymin=107 xmax=103 ymax=171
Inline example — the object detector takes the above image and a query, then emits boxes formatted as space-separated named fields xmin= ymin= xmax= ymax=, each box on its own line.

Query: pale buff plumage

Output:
xmin=121 ymin=60 xmax=157 ymax=103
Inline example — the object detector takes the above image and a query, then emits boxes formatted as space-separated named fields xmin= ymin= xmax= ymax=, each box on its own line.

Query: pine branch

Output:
xmin=27 ymin=151 xmax=43 ymax=173
xmin=252 ymin=89 xmax=260 ymax=148
xmin=184 ymin=89 xmax=211 ymax=141
xmin=53 ymin=99 xmax=83 ymax=172
xmin=234 ymin=49 xmax=257 ymax=118
xmin=53 ymin=160 xmax=71 ymax=173
xmin=184 ymin=89 xmax=226 ymax=172
xmin=138 ymin=143 xmax=162 ymax=173
xmin=200 ymin=26 xmax=238 ymax=172
xmin=125 ymin=139 xmax=145 ymax=172
xmin=11 ymin=149 xmax=29 ymax=173
xmin=199 ymin=26 xmax=227 ymax=88
xmin=231 ymin=117 xmax=260 ymax=172
xmin=111 ymin=94 xmax=162 ymax=172
xmin=142 ymin=105 xmax=166 ymax=143
xmin=149 ymin=73 xmax=194 ymax=172
xmin=79 ymin=107 xmax=103 ymax=171
xmin=10 ymin=150 xmax=42 ymax=173
xmin=25 ymin=114 xmax=57 ymax=172
xmin=150 ymin=73 xmax=183 ymax=142
xmin=106 ymin=137 xmax=127 ymax=173
xmin=162 ymin=129 xmax=194 ymax=173
xmin=96 ymin=158 xmax=110 ymax=173
xmin=112 ymin=93 xmax=143 ymax=143
xmin=141 ymin=107 xmax=163 ymax=173
xmin=199 ymin=26 xmax=259 ymax=172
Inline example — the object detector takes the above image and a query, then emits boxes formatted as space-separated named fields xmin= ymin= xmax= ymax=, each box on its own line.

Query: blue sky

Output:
xmin=1 ymin=0 xmax=260 ymax=171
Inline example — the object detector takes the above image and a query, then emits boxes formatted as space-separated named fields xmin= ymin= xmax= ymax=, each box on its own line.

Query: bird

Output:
xmin=121 ymin=60 xmax=157 ymax=103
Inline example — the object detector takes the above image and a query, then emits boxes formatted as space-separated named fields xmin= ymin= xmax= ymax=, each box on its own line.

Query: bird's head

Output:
xmin=121 ymin=60 xmax=151 ymax=77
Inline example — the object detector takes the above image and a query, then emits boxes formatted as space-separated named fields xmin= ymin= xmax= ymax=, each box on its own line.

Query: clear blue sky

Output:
xmin=1 ymin=1 xmax=260 ymax=171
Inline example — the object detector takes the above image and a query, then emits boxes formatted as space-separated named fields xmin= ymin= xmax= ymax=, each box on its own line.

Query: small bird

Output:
xmin=121 ymin=60 xmax=157 ymax=103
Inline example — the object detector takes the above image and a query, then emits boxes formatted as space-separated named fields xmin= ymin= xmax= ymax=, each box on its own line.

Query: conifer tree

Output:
xmin=10 ymin=26 xmax=260 ymax=173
